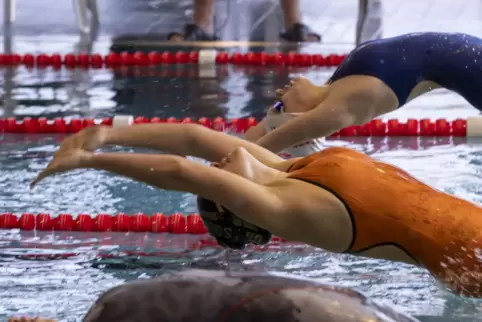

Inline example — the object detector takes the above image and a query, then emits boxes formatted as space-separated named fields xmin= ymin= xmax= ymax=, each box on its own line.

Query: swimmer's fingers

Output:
xmin=31 ymin=157 xmax=71 ymax=188
xmin=31 ymin=149 xmax=89 ymax=189
xmin=276 ymin=79 xmax=297 ymax=97
xmin=30 ymin=166 xmax=57 ymax=189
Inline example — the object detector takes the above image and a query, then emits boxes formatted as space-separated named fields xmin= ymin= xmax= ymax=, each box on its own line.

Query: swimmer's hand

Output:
xmin=30 ymin=148 xmax=91 ymax=189
xmin=56 ymin=125 xmax=108 ymax=153
xmin=30 ymin=126 xmax=107 ymax=188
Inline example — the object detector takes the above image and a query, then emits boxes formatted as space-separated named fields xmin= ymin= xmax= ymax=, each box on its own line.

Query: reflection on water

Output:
xmin=1 ymin=61 xmax=478 ymax=120
xmin=1 ymin=63 xmax=308 ymax=120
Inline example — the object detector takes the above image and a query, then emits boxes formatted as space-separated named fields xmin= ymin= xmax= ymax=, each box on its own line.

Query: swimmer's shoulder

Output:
xmin=314 ymin=146 xmax=367 ymax=159
xmin=275 ymin=147 xmax=366 ymax=173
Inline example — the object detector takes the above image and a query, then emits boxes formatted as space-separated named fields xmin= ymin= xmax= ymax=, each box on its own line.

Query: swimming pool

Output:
xmin=2 ymin=51 xmax=482 ymax=322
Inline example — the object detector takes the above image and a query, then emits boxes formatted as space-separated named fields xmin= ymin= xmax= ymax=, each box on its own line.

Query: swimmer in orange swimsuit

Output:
xmin=31 ymin=122 xmax=482 ymax=297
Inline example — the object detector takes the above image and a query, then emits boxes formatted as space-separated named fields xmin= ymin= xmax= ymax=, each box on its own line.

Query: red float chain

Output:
xmin=0 ymin=212 xmax=207 ymax=233
xmin=0 ymin=212 xmax=288 ymax=242
xmin=0 ymin=116 xmax=469 ymax=136
xmin=0 ymin=51 xmax=347 ymax=68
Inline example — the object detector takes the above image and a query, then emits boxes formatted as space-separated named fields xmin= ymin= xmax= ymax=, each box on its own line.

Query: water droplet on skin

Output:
xmin=475 ymin=248 xmax=482 ymax=261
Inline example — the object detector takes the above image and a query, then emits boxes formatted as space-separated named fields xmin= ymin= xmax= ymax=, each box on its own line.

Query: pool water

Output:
xmin=2 ymin=61 xmax=482 ymax=321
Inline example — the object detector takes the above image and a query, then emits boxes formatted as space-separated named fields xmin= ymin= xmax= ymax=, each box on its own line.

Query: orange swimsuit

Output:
xmin=287 ymin=146 xmax=482 ymax=297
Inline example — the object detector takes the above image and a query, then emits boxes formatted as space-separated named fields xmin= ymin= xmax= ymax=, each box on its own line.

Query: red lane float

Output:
xmin=0 ymin=212 xmax=207 ymax=234
xmin=0 ymin=51 xmax=347 ymax=68
xmin=0 ymin=212 xmax=290 ymax=243
xmin=0 ymin=116 xmax=476 ymax=136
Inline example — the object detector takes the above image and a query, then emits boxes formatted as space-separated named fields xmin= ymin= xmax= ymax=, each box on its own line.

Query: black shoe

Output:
xmin=280 ymin=23 xmax=322 ymax=42
xmin=167 ymin=24 xmax=219 ymax=41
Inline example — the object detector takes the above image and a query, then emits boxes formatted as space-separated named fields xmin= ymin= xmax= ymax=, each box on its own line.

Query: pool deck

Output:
xmin=1 ymin=0 xmax=482 ymax=53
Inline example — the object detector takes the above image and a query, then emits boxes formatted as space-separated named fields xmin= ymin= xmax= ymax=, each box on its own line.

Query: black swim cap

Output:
xmin=196 ymin=196 xmax=272 ymax=249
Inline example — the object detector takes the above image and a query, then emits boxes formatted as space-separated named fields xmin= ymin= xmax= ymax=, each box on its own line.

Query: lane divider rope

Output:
xmin=0 ymin=51 xmax=347 ymax=68
xmin=0 ymin=213 xmax=289 ymax=242
xmin=1 ymin=116 xmax=481 ymax=136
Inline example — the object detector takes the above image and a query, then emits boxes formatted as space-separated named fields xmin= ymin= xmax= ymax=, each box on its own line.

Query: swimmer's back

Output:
xmin=329 ymin=32 xmax=482 ymax=108
xmin=288 ymin=147 xmax=482 ymax=296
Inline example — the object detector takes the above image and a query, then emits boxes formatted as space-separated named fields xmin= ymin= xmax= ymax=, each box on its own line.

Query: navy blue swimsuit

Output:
xmin=328 ymin=32 xmax=482 ymax=109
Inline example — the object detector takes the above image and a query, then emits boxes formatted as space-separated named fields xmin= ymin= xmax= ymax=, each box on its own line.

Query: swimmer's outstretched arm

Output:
xmin=255 ymin=79 xmax=387 ymax=153
xmin=33 ymin=151 xmax=296 ymax=235
xmin=100 ymin=123 xmax=284 ymax=167
xmin=244 ymin=118 xmax=267 ymax=142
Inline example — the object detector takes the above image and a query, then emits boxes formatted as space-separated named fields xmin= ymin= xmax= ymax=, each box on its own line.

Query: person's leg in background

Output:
xmin=167 ymin=0 xmax=218 ymax=41
xmin=279 ymin=0 xmax=321 ymax=42
xmin=169 ymin=0 xmax=320 ymax=42
xmin=356 ymin=0 xmax=382 ymax=45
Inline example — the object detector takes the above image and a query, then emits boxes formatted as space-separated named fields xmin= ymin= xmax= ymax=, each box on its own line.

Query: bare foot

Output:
xmin=276 ymin=77 xmax=328 ymax=113
xmin=9 ymin=317 xmax=57 ymax=322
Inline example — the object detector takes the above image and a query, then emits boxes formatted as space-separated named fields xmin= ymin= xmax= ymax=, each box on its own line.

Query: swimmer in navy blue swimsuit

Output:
xmin=255 ymin=32 xmax=482 ymax=153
